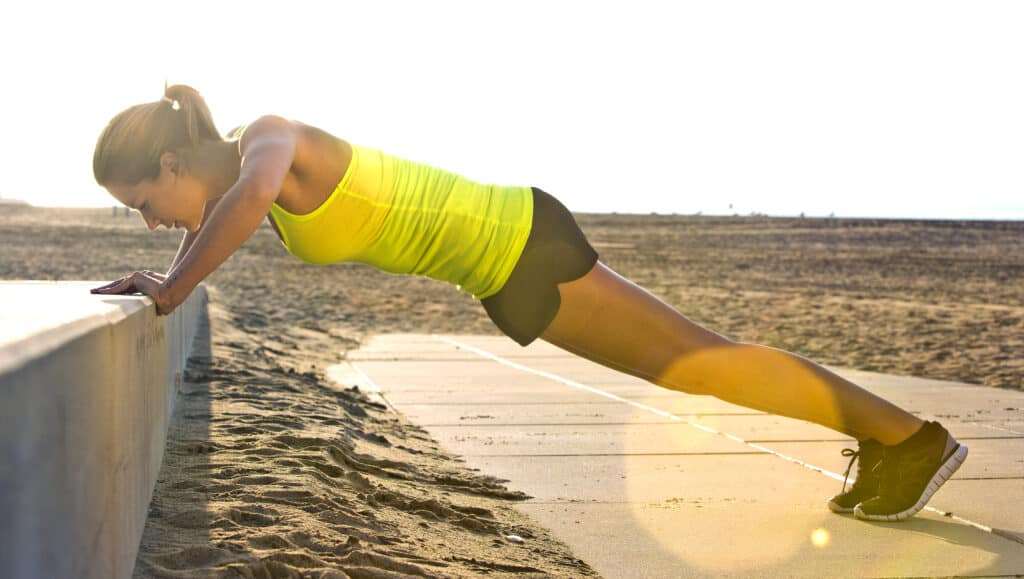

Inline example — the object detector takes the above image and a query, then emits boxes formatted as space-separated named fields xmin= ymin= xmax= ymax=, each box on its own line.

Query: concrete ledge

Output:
xmin=0 ymin=281 xmax=209 ymax=579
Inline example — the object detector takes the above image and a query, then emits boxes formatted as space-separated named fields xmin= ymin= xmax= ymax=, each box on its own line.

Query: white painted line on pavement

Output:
xmin=432 ymin=335 xmax=1008 ymax=541
xmin=962 ymin=421 xmax=1024 ymax=436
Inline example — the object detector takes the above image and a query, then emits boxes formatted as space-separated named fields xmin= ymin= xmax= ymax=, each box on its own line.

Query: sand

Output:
xmin=2 ymin=204 xmax=1021 ymax=577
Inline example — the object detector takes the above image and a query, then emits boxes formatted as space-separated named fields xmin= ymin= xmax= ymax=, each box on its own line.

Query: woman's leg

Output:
xmin=539 ymin=261 xmax=924 ymax=445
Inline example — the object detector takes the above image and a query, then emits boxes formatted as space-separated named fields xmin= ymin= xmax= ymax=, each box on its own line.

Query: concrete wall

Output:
xmin=0 ymin=281 xmax=209 ymax=579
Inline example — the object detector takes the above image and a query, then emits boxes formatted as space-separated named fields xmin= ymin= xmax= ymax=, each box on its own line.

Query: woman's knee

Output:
xmin=651 ymin=340 xmax=744 ymax=397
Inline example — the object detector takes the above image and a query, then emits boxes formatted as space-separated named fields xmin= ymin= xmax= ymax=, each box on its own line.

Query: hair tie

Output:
xmin=161 ymin=96 xmax=181 ymax=111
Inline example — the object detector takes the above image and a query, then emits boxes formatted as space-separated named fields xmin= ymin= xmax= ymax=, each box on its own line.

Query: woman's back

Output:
xmin=231 ymin=122 xmax=535 ymax=300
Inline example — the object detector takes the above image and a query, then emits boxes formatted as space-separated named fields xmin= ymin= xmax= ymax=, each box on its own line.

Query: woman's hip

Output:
xmin=480 ymin=186 xmax=599 ymax=347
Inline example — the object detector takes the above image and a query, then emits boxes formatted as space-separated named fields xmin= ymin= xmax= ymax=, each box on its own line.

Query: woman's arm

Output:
xmin=165 ymin=125 xmax=244 ymax=274
xmin=166 ymin=195 xmax=223 ymax=274
xmin=159 ymin=115 xmax=296 ymax=311
xmin=168 ymin=230 xmax=196 ymax=275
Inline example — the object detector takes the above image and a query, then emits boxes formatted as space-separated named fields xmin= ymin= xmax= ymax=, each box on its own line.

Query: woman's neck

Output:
xmin=191 ymin=139 xmax=242 ymax=200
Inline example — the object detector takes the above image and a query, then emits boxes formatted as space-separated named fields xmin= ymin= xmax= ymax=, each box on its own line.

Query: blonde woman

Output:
xmin=91 ymin=84 xmax=967 ymax=522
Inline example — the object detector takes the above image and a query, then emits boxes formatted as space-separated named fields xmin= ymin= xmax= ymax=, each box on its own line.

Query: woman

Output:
xmin=91 ymin=84 xmax=967 ymax=522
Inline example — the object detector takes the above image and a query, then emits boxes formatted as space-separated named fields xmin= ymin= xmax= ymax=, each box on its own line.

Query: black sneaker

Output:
xmin=854 ymin=420 xmax=968 ymax=522
xmin=827 ymin=438 xmax=884 ymax=514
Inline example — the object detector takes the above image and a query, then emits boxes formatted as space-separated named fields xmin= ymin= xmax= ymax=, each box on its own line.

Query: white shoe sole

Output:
xmin=854 ymin=441 xmax=968 ymax=522
xmin=827 ymin=501 xmax=856 ymax=514
xmin=827 ymin=498 xmax=860 ymax=512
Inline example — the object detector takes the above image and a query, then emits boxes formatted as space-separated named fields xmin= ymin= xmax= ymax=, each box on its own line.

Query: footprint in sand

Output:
xmin=247 ymin=534 xmax=295 ymax=550
xmin=147 ymin=545 xmax=237 ymax=570
xmin=223 ymin=505 xmax=281 ymax=527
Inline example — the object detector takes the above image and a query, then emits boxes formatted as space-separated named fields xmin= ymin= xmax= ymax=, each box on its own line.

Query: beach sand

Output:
xmin=2 ymin=205 xmax=1021 ymax=577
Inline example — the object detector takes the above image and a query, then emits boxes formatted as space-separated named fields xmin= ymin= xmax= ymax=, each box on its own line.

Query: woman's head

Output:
xmin=93 ymin=83 xmax=224 ymax=232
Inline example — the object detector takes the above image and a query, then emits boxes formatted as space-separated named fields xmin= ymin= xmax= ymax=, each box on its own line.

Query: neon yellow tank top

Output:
xmin=230 ymin=125 xmax=534 ymax=300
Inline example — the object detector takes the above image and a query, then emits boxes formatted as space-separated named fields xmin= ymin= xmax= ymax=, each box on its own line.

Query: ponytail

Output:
xmin=93 ymin=82 xmax=223 ymax=187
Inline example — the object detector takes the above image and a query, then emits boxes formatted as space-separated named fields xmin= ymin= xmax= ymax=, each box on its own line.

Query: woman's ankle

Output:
xmin=880 ymin=418 xmax=928 ymax=447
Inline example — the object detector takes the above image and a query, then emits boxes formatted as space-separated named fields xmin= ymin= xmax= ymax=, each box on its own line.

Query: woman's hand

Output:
xmin=90 ymin=270 xmax=177 ymax=316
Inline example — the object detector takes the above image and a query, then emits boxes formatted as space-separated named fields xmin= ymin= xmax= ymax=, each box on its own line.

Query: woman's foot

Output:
xmin=827 ymin=438 xmax=884 ymax=513
xmin=853 ymin=420 xmax=968 ymax=522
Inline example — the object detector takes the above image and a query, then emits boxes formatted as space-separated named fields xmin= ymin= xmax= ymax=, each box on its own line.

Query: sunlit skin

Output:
xmin=90 ymin=115 xmax=306 ymax=315
xmin=103 ymin=141 xmax=242 ymax=235
xmin=539 ymin=261 xmax=926 ymax=446
xmin=92 ymin=114 xmax=926 ymax=448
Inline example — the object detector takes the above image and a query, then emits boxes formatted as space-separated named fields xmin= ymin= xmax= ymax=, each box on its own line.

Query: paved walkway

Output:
xmin=333 ymin=333 xmax=1024 ymax=578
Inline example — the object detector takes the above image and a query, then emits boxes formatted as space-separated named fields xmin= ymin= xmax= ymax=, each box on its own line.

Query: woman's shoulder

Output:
xmin=224 ymin=115 xmax=299 ymax=140
xmin=225 ymin=117 xmax=352 ymax=172
xmin=223 ymin=117 xmax=353 ymax=211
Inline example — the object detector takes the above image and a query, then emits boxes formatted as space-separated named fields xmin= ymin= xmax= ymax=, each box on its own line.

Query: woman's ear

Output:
xmin=159 ymin=151 xmax=181 ymax=177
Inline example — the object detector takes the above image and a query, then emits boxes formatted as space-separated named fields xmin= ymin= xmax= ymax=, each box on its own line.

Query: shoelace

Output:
xmin=839 ymin=447 xmax=861 ymax=493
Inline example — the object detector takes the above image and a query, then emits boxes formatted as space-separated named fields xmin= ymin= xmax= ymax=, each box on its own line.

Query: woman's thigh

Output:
xmin=539 ymin=260 xmax=733 ymax=390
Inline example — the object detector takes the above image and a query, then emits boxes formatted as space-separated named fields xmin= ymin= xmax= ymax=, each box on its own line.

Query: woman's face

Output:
xmin=105 ymin=152 xmax=207 ymax=234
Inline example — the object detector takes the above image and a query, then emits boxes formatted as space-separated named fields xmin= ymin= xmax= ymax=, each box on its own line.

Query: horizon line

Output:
xmin=8 ymin=202 xmax=1024 ymax=223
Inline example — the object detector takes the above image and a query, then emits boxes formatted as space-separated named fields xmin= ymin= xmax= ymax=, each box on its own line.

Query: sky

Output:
xmin=1 ymin=0 xmax=1022 ymax=219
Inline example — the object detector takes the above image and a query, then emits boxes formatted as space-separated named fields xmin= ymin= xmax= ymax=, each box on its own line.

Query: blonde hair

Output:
xmin=93 ymin=82 xmax=222 ymax=187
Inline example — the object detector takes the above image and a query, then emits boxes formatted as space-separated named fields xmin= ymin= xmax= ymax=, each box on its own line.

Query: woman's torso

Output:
xmin=243 ymin=120 xmax=352 ymax=243
xmin=225 ymin=119 xmax=534 ymax=301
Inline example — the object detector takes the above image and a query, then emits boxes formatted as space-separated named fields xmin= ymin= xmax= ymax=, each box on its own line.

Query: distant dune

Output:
xmin=0 ymin=196 xmax=29 ymax=206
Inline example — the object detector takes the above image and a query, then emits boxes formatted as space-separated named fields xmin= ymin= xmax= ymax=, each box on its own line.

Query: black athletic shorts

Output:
xmin=481 ymin=186 xmax=599 ymax=347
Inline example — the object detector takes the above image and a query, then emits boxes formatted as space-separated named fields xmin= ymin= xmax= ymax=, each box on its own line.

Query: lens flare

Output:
xmin=811 ymin=528 xmax=830 ymax=547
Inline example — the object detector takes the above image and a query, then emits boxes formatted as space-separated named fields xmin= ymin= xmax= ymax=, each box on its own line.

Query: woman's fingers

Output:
xmin=88 ymin=271 xmax=175 ymax=316
xmin=90 ymin=277 xmax=129 ymax=293
xmin=90 ymin=271 xmax=162 ymax=294
xmin=130 ymin=271 xmax=174 ymax=316
xmin=141 ymin=270 xmax=169 ymax=282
